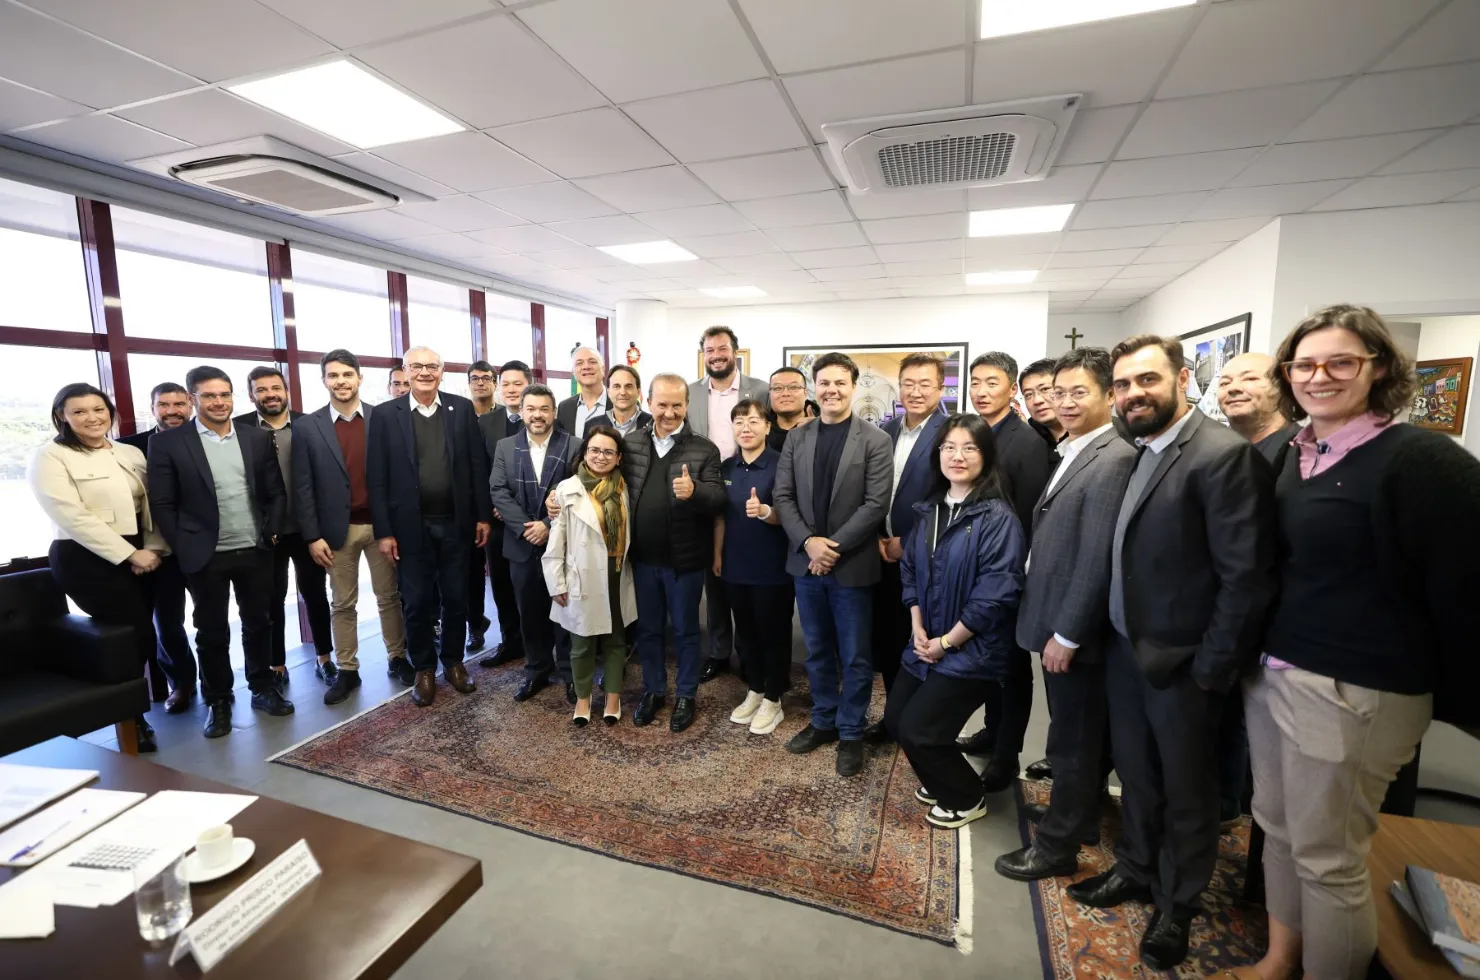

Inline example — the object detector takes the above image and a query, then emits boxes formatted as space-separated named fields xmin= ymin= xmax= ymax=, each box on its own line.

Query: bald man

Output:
xmin=557 ymin=346 xmax=608 ymax=435
xmin=1215 ymin=353 xmax=1302 ymax=468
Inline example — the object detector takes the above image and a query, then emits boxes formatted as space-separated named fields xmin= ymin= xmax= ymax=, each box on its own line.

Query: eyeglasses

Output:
xmin=899 ymin=381 xmax=939 ymax=393
xmin=407 ymin=362 xmax=442 ymax=373
xmin=769 ymin=384 xmax=805 ymax=394
xmin=938 ymin=445 xmax=981 ymax=458
xmin=1052 ymin=387 xmax=1094 ymax=403
xmin=586 ymin=447 xmax=619 ymax=459
xmin=1281 ymin=354 xmax=1377 ymax=383
xmin=468 ymin=374 xmax=494 ymax=384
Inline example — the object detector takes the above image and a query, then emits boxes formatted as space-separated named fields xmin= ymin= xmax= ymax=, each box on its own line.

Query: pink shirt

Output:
xmin=707 ymin=376 xmax=740 ymax=460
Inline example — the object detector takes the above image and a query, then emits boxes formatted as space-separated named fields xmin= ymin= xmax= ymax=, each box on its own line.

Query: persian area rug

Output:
xmin=273 ymin=663 xmax=970 ymax=948
xmin=1019 ymin=779 xmax=1269 ymax=978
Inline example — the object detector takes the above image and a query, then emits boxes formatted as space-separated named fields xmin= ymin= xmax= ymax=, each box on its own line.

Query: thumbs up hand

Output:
xmin=672 ymin=462 xmax=694 ymax=501
xmin=745 ymin=486 xmax=766 ymax=519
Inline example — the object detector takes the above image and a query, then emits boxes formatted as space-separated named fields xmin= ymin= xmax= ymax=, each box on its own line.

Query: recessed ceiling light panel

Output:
xmin=597 ymin=241 xmax=699 ymax=265
xmin=700 ymin=286 xmax=767 ymax=298
xmin=969 ymin=203 xmax=1075 ymax=238
xmin=966 ymin=270 xmax=1040 ymax=285
xmin=981 ymin=0 xmax=1197 ymax=39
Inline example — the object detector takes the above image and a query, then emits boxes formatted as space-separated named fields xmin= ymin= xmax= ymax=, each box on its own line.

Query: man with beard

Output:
xmin=766 ymin=366 xmax=810 ymax=452
xmin=122 ymin=382 xmax=197 ymax=712
xmin=1020 ymin=358 xmax=1066 ymax=449
xmin=1065 ymin=335 xmax=1274 ymax=971
xmin=467 ymin=360 xmax=497 ymax=417
xmin=686 ymin=327 xmax=768 ymax=683
xmin=584 ymin=364 xmax=651 ymax=438
xmin=557 ymin=346 xmax=608 ymax=436
xmin=475 ymin=360 xmax=531 ymax=668
xmin=238 ymin=367 xmax=335 ymax=691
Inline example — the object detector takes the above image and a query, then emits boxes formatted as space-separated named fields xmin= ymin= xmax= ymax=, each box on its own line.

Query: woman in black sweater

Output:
xmin=1236 ymin=305 xmax=1480 ymax=980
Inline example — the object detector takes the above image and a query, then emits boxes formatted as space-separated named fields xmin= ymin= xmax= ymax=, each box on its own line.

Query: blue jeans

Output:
xmin=633 ymin=562 xmax=704 ymax=699
xmin=793 ymin=574 xmax=874 ymax=741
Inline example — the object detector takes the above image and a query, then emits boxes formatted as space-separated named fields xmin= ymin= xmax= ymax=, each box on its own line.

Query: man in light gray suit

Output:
xmin=686 ymin=325 xmax=771 ymax=684
xmin=994 ymin=347 xmax=1137 ymax=882
xmin=773 ymin=351 xmax=893 ymax=778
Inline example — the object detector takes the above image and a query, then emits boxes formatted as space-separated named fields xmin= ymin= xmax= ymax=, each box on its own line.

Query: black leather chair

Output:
xmin=0 ymin=568 xmax=149 ymax=755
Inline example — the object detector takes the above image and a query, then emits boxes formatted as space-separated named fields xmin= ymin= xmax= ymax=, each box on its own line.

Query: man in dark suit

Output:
xmin=774 ymin=352 xmax=894 ymax=778
xmin=147 ymin=365 xmax=289 ymax=738
xmin=463 ymin=360 xmax=499 ymax=655
xmin=474 ymin=360 xmax=531 ymax=668
xmin=583 ymin=364 xmax=652 ymax=438
xmin=556 ymin=346 xmax=608 ymax=435
xmin=489 ymin=384 xmax=580 ymax=704
xmin=1065 ymin=335 xmax=1275 ymax=971
xmin=366 ymin=346 xmax=491 ymax=707
xmin=958 ymin=352 xmax=1057 ymax=791
xmin=995 ymin=347 xmax=1137 ymax=882
xmin=236 ymin=365 xmax=335 ymax=691
xmin=121 ymin=381 xmax=197 ymax=713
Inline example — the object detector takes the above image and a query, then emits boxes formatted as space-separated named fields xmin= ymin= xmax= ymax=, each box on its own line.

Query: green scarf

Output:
xmin=577 ymin=462 xmax=627 ymax=569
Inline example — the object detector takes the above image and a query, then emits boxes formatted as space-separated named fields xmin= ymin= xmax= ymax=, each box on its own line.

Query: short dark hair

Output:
xmin=730 ymin=397 xmax=769 ymax=422
xmin=51 ymin=382 xmax=115 ymax=451
xmin=498 ymin=360 xmax=531 ymax=384
xmin=186 ymin=365 xmax=232 ymax=393
xmin=969 ymin=351 xmax=1018 ymax=383
xmin=898 ymin=353 xmax=945 ymax=383
xmin=701 ymin=325 xmax=739 ymax=350
xmin=769 ymin=366 xmax=805 ymax=384
xmin=150 ymin=381 xmax=187 ymax=403
xmin=608 ymin=364 xmax=641 ymax=388
xmin=925 ymin=414 xmax=1007 ymax=504
xmin=320 ymin=349 xmax=360 ymax=376
xmin=1052 ymin=347 xmax=1113 ymax=395
xmin=578 ymin=425 xmax=626 ymax=467
xmin=468 ymin=360 xmax=495 ymax=378
xmin=247 ymin=365 xmax=285 ymax=388
xmin=1273 ymin=304 xmax=1418 ymax=423
xmin=811 ymin=351 xmax=858 ymax=382
xmin=1109 ymin=335 xmax=1185 ymax=374
xmin=1018 ymin=358 xmax=1057 ymax=387
xmin=520 ymin=383 xmax=556 ymax=409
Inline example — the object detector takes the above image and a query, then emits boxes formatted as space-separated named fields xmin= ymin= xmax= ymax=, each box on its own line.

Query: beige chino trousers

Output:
xmin=328 ymin=523 xmax=407 ymax=671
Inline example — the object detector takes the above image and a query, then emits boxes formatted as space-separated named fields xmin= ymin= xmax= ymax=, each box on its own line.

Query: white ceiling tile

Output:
xmin=783 ymin=50 xmax=968 ymax=143
xmin=967 ymin=165 xmax=1101 ymax=209
xmin=1154 ymin=216 xmax=1273 ymax=245
xmin=1039 ymin=266 xmax=1125 ymax=281
xmin=642 ymin=260 xmax=726 ymax=279
xmin=748 ymin=270 xmax=826 ymax=288
xmin=974 ymin=8 xmax=1196 ymax=108
xmin=964 ymin=251 xmax=1054 ymax=270
xmin=1110 ymin=277 xmax=1175 ymax=289
xmin=332 ymin=151 xmax=458 ymax=199
xmin=1375 ymin=0 xmax=1480 ymax=71
xmin=518 ymin=0 xmax=766 ymax=103
xmin=1231 ymin=131 xmax=1441 ymax=186
xmin=632 ymin=204 xmax=755 ymax=237
xmin=574 ymin=166 xmax=719 ymax=212
xmin=1115 ymin=261 xmax=1195 ymax=279
xmin=0 ymin=4 xmax=196 ymax=108
xmin=846 ymin=189 xmax=965 ymax=220
xmin=0 ymin=78 xmax=87 ymax=131
xmin=676 ymin=231 xmax=781 ymax=257
xmin=472 ymin=182 xmax=619 ymax=223
xmin=375 ymin=132 xmax=559 ymax=193
xmin=733 ymin=191 xmax=854 ymax=229
xmin=862 ymin=213 xmax=968 ymax=244
xmin=395 ymin=195 xmax=528 ymax=233
xmin=594 ymin=277 xmax=684 ymax=292
xmin=533 ymin=247 xmax=628 ymax=270
xmin=587 ymin=263 xmax=682 ymax=282
xmin=1378 ymin=126 xmax=1480 ymax=175
xmin=1056 ymin=105 xmax=1139 ymax=166
xmin=965 ymin=232 xmax=1062 ymax=257
xmin=463 ymin=254 xmax=558 ymax=276
xmin=1059 ymin=225 xmax=1175 ymax=250
xmin=1285 ymin=63 xmax=1480 ymax=142
xmin=1093 ymin=149 xmax=1260 ymax=199
xmin=869 ymin=275 xmax=960 ymax=290
xmin=1040 ymin=278 xmax=1113 ymax=291
xmin=835 ymin=288 xmax=904 ymax=300
xmin=622 ymin=80 xmax=808 ymax=163
xmin=20 ymin=114 xmax=188 ymax=163
xmin=764 ymin=222 xmax=867 ymax=250
xmin=541 ymin=215 xmax=663 ymax=247
xmin=23 ymin=0 xmax=334 ymax=82
xmin=1071 ymin=192 xmax=1211 ymax=229
xmin=1136 ymin=242 xmax=1231 ymax=263
xmin=1119 ymin=81 xmax=1342 ymax=159
xmin=1191 ymin=179 xmax=1353 ymax=219
xmin=1047 ymin=292 xmax=1096 ymax=303
xmin=396 ymin=233 xmax=507 ymax=259
xmin=490 ymin=109 xmax=674 ymax=180
xmin=1047 ymin=248 xmax=1145 ymax=268
xmin=884 ymin=260 xmax=964 ymax=277
xmin=714 ymin=253 xmax=802 ymax=274
xmin=1158 ymin=0 xmax=1439 ymax=99
xmin=810 ymin=264 xmax=886 ymax=282
xmin=257 ymin=0 xmax=494 ymax=49
xmin=789 ymin=246 xmax=878 ymax=269
xmin=873 ymin=239 xmax=964 ymax=262
xmin=1450 ymin=185 xmax=1480 ymax=203
xmin=687 ymin=148 xmax=836 ymax=201
xmin=738 ymin=0 xmax=966 ymax=74
xmin=115 ymin=90 xmax=353 ymax=158
xmin=320 ymin=208 xmax=446 ymax=241
xmin=1308 ymin=168 xmax=1480 ymax=211
xmin=465 ymin=224 xmax=578 ymax=252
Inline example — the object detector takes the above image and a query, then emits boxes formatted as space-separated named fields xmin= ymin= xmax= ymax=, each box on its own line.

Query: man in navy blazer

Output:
xmin=472 ymin=359 xmax=530 ymax=669
xmin=365 ymin=347 xmax=491 ymax=707
xmin=147 ymin=365 xmax=287 ymax=738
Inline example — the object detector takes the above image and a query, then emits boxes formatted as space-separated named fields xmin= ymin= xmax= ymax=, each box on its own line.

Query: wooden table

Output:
xmin=1369 ymin=813 xmax=1480 ymax=979
xmin=0 ymin=738 xmax=482 ymax=980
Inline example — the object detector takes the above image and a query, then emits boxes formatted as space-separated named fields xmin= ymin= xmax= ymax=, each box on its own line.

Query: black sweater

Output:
xmin=620 ymin=427 xmax=725 ymax=573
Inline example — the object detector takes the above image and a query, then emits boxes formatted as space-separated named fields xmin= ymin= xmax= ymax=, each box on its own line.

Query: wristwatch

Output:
xmin=939 ymin=635 xmax=953 ymax=651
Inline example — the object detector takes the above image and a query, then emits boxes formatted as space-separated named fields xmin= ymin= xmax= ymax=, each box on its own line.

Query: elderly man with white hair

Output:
xmin=557 ymin=346 xmax=608 ymax=435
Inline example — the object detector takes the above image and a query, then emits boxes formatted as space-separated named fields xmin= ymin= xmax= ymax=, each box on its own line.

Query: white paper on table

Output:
xmin=0 ymin=789 xmax=146 ymax=867
xmin=0 ymin=873 xmax=55 ymax=939
xmin=0 ymin=764 xmax=98 ymax=831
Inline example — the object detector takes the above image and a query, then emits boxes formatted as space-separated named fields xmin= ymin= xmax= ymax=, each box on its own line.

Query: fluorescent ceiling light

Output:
xmin=966 ymin=270 xmax=1039 ymax=285
xmin=228 ymin=61 xmax=463 ymax=149
xmin=969 ymin=203 xmax=1075 ymax=238
xmin=700 ymin=286 xmax=767 ymax=299
xmin=981 ymin=0 xmax=1196 ymax=39
xmin=597 ymin=241 xmax=698 ymax=265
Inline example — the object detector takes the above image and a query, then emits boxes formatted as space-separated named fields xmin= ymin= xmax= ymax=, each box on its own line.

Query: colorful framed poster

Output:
xmin=1180 ymin=314 xmax=1252 ymax=422
xmin=1410 ymin=357 xmax=1472 ymax=435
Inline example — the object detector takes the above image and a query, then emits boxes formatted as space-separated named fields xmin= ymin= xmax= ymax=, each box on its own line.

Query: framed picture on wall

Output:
xmin=696 ymin=348 xmax=749 ymax=380
xmin=1179 ymin=313 xmax=1252 ymax=423
xmin=1410 ymin=357 xmax=1472 ymax=435
xmin=781 ymin=343 xmax=968 ymax=424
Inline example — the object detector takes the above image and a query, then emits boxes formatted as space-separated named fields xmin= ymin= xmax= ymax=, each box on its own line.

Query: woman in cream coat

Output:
xmin=544 ymin=426 xmax=637 ymax=727
xmin=28 ymin=383 xmax=167 ymax=751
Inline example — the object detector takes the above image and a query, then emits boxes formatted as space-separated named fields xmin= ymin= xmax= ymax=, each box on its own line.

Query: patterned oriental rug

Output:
xmin=273 ymin=665 xmax=971 ymax=950
xmin=1018 ymin=779 xmax=1269 ymax=979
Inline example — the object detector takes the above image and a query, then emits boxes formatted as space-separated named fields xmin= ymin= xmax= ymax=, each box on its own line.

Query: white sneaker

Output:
xmin=926 ymin=799 xmax=989 ymax=829
xmin=730 ymin=690 xmax=765 ymax=724
xmin=748 ymin=698 xmax=784 ymax=735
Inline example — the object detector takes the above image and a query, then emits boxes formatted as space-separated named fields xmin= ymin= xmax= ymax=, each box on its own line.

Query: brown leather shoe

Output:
xmin=411 ymin=670 xmax=437 ymax=707
xmin=164 ymin=688 xmax=196 ymax=714
xmin=445 ymin=661 xmax=476 ymax=694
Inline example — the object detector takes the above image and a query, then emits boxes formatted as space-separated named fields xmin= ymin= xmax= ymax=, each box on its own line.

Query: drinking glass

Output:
xmin=135 ymin=855 xmax=192 ymax=945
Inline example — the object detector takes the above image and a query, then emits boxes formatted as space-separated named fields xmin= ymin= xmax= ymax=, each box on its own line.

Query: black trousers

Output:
xmin=146 ymin=553 xmax=195 ymax=693
xmin=1037 ymin=657 xmax=1110 ymax=861
xmin=869 ymin=560 xmax=907 ymax=693
xmin=884 ymin=669 xmax=995 ymax=811
xmin=468 ymin=540 xmax=522 ymax=653
xmin=729 ymin=581 xmax=794 ymax=701
xmin=1105 ymin=632 xmax=1223 ymax=916
xmin=269 ymin=532 xmax=332 ymax=665
xmin=185 ymin=546 xmax=275 ymax=702
xmin=704 ymin=569 xmax=733 ymax=662
xmin=510 ymin=554 xmax=571 ymax=683
xmin=397 ymin=517 xmax=469 ymax=673
xmin=49 ymin=538 xmax=156 ymax=681
xmin=983 ymin=645 xmax=1034 ymax=766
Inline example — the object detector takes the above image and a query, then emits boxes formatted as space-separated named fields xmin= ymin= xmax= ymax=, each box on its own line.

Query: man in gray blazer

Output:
xmin=773 ymin=352 xmax=893 ymax=778
xmin=994 ymin=347 xmax=1136 ymax=883
xmin=686 ymin=326 xmax=771 ymax=684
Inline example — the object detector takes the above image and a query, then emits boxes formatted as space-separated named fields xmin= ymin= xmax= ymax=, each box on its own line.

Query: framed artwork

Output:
xmin=697 ymin=348 xmax=749 ymax=380
xmin=1180 ymin=314 xmax=1252 ymax=423
xmin=781 ymin=343 xmax=968 ymax=424
xmin=1410 ymin=357 xmax=1472 ymax=435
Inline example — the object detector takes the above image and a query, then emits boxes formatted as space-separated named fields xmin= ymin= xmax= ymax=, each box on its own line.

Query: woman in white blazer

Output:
xmin=28 ymin=383 xmax=167 ymax=751
xmin=543 ymin=425 xmax=637 ymax=727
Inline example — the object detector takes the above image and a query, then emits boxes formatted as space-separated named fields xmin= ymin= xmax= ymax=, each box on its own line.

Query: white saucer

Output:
xmin=182 ymin=838 xmax=255 ymax=883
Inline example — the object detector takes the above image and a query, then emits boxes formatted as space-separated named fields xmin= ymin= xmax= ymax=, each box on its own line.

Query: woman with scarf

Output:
xmin=544 ymin=425 xmax=637 ymax=726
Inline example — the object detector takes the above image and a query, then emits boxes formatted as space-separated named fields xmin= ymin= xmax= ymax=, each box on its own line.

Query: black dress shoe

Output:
xmin=995 ymin=844 xmax=1079 ymax=881
xmin=251 ymin=688 xmax=295 ymax=717
xmin=863 ymin=721 xmax=893 ymax=745
xmin=514 ymin=676 xmax=549 ymax=703
xmin=566 ymin=681 xmax=577 ymax=705
xmin=1025 ymin=758 xmax=1053 ymax=780
xmin=836 ymin=739 xmax=865 ymax=777
xmin=786 ymin=724 xmax=840 ymax=755
xmin=633 ymin=692 xmax=664 ymax=727
xmin=135 ymin=715 xmax=157 ymax=753
xmin=164 ymin=688 xmax=195 ymax=714
xmin=699 ymin=658 xmax=729 ymax=683
xmin=203 ymin=701 xmax=232 ymax=739
xmin=388 ymin=656 xmax=416 ymax=686
xmin=669 ymin=696 xmax=696 ymax=732
xmin=324 ymin=668 xmax=361 ymax=705
xmin=1139 ymin=909 xmax=1194 ymax=971
xmin=467 ymin=631 xmax=486 ymax=653
xmin=1066 ymin=866 xmax=1154 ymax=909
xmin=479 ymin=644 xmax=523 ymax=668
xmin=980 ymin=758 xmax=1020 ymax=793
xmin=315 ymin=659 xmax=339 ymax=685
xmin=957 ymin=728 xmax=995 ymax=756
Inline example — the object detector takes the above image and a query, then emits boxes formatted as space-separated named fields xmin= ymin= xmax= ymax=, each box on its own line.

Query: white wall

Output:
xmin=1414 ymin=315 xmax=1480 ymax=455
xmin=1048 ymin=312 xmax=1125 ymax=356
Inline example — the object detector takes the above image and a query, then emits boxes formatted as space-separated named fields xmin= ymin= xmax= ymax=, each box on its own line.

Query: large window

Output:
xmin=486 ymin=292 xmax=534 ymax=369
xmin=0 ymin=178 xmax=91 ymax=332
xmin=407 ymin=276 xmax=472 ymax=365
xmin=291 ymin=250 xmax=392 ymax=357
xmin=127 ymin=355 xmax=274 ymax=433
xmin=545 ymin=305 xmax=596 ymax=372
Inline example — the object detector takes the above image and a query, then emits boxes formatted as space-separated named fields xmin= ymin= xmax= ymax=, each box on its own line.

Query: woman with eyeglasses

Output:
xmin=1229 ymin=305 xmax=1480 ymax=980
xmin=883 ymin=414 xmax=1025 ymax=829
xmin=544 ymin=426 xmax=637 ymax=726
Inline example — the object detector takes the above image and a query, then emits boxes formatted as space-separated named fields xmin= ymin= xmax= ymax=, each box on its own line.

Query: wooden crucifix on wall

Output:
xmin=1065 ymin=326 xmax=1083 ymax=349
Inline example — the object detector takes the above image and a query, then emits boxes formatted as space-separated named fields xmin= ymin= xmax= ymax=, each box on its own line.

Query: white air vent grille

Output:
xmin=203 ymin=170 xmax=371 ymax=212
xmin=877 ymin=133 xmax=1017 ymax=188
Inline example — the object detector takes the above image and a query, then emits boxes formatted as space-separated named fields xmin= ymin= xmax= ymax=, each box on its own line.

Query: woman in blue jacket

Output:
xmin=884 ymin=413 xmax=1026 ymax=829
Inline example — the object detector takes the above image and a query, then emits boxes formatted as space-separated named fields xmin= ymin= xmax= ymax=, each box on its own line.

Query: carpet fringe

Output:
xmin=955 ymin=823 xmax=975 ymax=955
xmin=264 ymin=686 xmax=412 ymax=762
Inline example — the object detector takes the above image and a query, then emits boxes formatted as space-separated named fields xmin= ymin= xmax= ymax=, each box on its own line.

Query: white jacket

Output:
xmin=542 ymin=475 xmax=637 ymax=638
xmin=28 ymin=440 xmax=166 ymax=563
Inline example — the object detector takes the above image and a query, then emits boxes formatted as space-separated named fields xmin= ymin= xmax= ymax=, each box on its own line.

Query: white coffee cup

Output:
xmin=196 ymin=825 xmax=234 ymax=868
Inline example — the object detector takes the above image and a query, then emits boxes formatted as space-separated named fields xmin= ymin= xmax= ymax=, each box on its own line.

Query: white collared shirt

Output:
xmin=1043 ymin=422 xmax=1113 ymax=498
xmin=332 ymin=403 xmax=364 ymax=423
xmin=573 ymin=391 xmax=608 ymax=437
xmin=653 ymin=421 xmax=684 ymax=459
xmin=410 ymin=392 xmax=442 ymax=419
xmin=1138 ymin=407 xmax=1195 ymax=454
xmin=196 ymin=417 xmax=235 ymax=443
xmin=885 ymin=414 xmax=931 ymax=536
xmin=528 ymin=432 xmax=551 ymax=480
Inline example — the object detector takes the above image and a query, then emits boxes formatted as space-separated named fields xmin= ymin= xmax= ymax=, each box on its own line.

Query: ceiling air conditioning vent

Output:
xmin=822 ymin=94 xmax=1081 ymax=195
